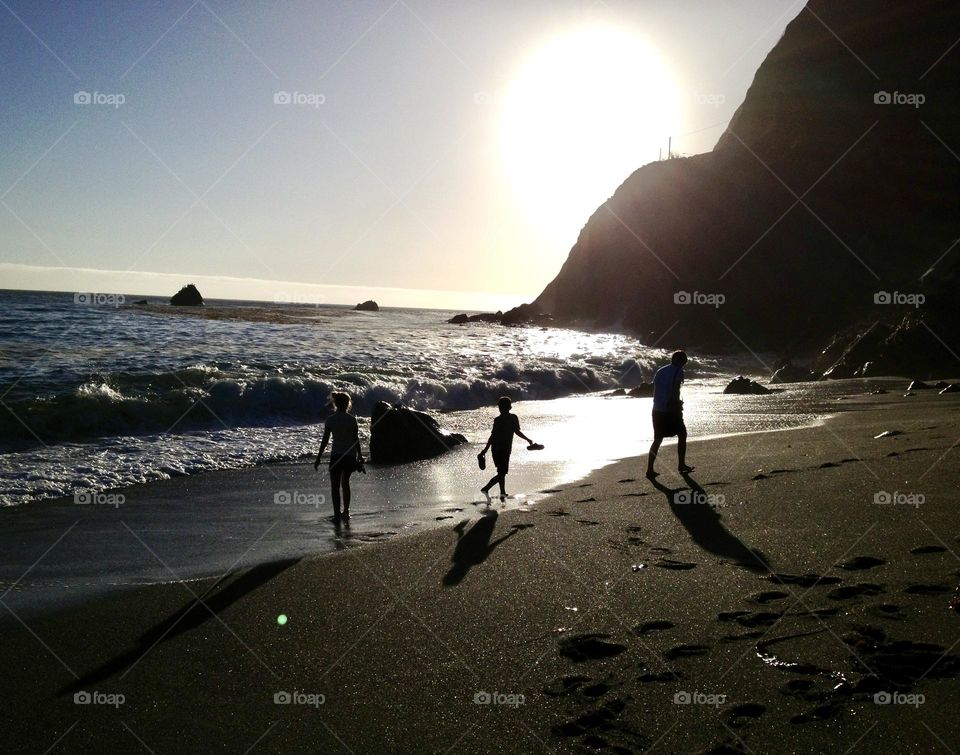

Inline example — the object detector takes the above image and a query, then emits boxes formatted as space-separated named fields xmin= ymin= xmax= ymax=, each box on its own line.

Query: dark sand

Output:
xmin=3 ymin=389 xmax=959 ymax=753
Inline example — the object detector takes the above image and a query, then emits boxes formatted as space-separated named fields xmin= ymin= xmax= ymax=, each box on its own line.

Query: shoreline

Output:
xmin=0 ymin=379 xmax=864 ymax=622
xmin=4 ymin=389 xmax=960 ymax=752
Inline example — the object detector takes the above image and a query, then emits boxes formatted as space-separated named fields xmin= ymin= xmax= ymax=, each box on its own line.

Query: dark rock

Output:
xmin=355 ymin=300 xmax=379 ymax=312
xmin=170 ymin=284 xmax=203 ymax=306
xmin=770 ymin=361 xmax=816 ymax=383
xmin=369 ymin=401 xmax=467 ymax=463
xmin=627 ymin=383 xmax=654 ymax=397
xmin=610 ymin=388 xmax=626 ymax=396
xmin=935 ymin=381 xmax=950 ymax=389
xmin=447 ymin=312 xmax=501 ymax=325
xmin=132 ymin=299 xmax=148 ymax=306
xmin=908 ymin=380 xmax=933 ymax=390
xmin=723 ymin=376 xmax=771 ymax=395
xmin=941 ymin=384 xmax=960 ymax=394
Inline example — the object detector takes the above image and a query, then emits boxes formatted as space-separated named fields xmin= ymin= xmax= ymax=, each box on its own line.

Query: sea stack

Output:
xmin=170 ymin=284 xmax=204 ymax=306
xmin=355 ymin=300 xmax=379 ymax=312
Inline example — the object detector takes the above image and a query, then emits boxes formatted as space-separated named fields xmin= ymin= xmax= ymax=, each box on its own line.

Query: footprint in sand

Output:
xmin=904 ymin=583 xmax=951 ymax=595
xmin=626 ymin=526 xmax=643 ymax=533
xmin=621 ymin=492 xmax=648 ymax=498
xmin=617 ymin=478 xmax=636 ymax=483
xmin=664 ymin=644 xmax=709 ymax=660
xmin=752 ymin=473 xmax=770 ymax=480
xmin=558 ymin=633 xmax=628 ymax=662
xmin=576 ymin=519 xmax=600 ymax=526
xmin=638 ymin=670 xmax=681 ymax=683
xmin=542 ymin=675 xmax=592 ymax=697
xmin=633 ymin=620 xmax=676 ymax=636
xmin=911 ymin=545 xmax=947 ymax=555
xmin=837 ymin=556 xmax=886 ymax=571
xmin=650 ymin=546 xmax=673 ymax=555
xmin=717 ymin=610 xmax=782 ymax=628
xmin=749 ymin=590 xmax=790 ymax=604
xmin=435 ymin=515 xmax=453 ymax=521
xmin=654 ymin=559 xmax=697 ymax=570
xmin=541 ymin=488 xmax=563 ymax=494
xmin=549 ymin=510 xmax=570 ymax=517
xmin=827 ymin=583 xmax=884 ymax=600
xmin=576 ymin=497 xmax=597 ymax=503
xmin=724 ymin=703 xmax=766 ymax=728
xmin=867 ymin=603 xmax=909 ymax=620
xmin=768 ymin=573 xmax=842 ymax=587
xmin=576 ymin=483 xmax=594 ymax=489
xmin=819 ymin=461 xmax=840 ymax=468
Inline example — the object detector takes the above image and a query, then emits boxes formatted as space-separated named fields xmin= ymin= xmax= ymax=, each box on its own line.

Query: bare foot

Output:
xmin=646 ymin=470 xmax=659 ymax=479
xmin=678 ymin=465 xmax=695 ymax=473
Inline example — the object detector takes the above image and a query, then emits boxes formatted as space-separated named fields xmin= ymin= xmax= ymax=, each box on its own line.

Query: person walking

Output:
xmin=646 ymin=351 xmax=694 ymax=479
xmin=479 ymin=396 xmax=536 ymax=501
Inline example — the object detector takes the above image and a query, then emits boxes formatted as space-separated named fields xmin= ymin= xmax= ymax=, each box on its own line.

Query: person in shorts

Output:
xmin=479 ymin=396 xmax=535 ymax=501
xmin=314 ymin=391 xmax=363 ymax=521
xmin=646 ymin=351 xmax=694 ymax=479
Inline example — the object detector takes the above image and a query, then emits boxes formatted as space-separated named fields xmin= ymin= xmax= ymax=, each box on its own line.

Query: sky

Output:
xmin=0 ymin=0 xmax=801 ymax=309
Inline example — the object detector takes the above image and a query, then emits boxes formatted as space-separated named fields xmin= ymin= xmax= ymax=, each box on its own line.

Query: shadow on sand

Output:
xmin=443 ymin=512 xmax=532 ymax=586
xmin=60 ymin=557 xmax=299 ymax=695
xmin=649 ymin=473 xmax=772 ymax=573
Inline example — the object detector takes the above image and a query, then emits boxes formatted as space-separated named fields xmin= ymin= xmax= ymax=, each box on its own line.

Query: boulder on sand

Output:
xmin=170 ymin=284 xmax=203 ymax=306
xmin=627 ymin=383 xmax=654 ymax=398
xmin=369 ymin=401 xmax=467 ymax=463
xmin=723 ymin=376 xmax=771 ymax=395
xmin=355 ymin=300 xmax=379 ymax=312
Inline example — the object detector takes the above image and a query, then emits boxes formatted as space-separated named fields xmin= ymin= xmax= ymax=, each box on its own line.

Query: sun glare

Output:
xmin=501 ymin=27 xmax=681 ymax=237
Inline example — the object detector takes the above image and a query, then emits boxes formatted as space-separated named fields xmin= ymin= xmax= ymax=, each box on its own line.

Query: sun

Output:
xmin=501 ymin=27 xmax=681 ymax=238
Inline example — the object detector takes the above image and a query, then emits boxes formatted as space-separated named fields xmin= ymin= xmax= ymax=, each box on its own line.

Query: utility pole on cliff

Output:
xmin=668 ymin=136 xmax=672 ymax=159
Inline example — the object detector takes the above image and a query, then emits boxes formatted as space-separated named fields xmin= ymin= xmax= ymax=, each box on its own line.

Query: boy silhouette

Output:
xmin=646 ymin=351 xmax=694 ymax=478
xmin=479 ymin=396 xmax=534 ymax=501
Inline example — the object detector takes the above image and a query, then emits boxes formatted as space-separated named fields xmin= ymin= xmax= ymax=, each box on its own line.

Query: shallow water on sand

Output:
xmin=0 ymin=379 xmax=895 ymax=620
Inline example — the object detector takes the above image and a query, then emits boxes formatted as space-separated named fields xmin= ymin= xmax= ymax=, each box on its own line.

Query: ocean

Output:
xmin=0 ymin=288 xmax=861 ymax=616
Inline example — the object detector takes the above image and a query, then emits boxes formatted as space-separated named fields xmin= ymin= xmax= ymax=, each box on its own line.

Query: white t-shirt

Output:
xmin=652 ymin=364 xmax=683 ymax=412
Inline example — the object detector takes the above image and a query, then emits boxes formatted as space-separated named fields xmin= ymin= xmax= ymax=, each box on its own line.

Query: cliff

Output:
xmin=529 ymin=0 xmax=960 ymax=366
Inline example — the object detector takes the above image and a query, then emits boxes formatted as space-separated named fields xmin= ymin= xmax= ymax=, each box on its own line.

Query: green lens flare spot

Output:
xmin=277 ymin=614 xmax=288 ymax=626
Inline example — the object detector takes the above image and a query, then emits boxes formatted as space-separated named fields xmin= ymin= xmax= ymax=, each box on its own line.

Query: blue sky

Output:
xmin=0 ymin=0 xmax=800 ymax=307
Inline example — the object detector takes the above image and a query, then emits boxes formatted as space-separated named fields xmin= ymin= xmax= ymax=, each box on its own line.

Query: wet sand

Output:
xmin=3 ymin=387 xmax=959 ymax=753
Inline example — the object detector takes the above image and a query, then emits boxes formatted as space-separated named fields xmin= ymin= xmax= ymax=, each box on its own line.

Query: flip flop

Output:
xmin=527 ymin=443 xmax=544 ymax=450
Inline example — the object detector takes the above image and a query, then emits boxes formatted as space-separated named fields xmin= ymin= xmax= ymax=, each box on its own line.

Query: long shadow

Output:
xmin=649 ymin=474 xmax=772 ymax=574
xmin=442 ymin=512 xmax=532 ymax=586
xmin=60 ymin=557 xmax=299 ymax=695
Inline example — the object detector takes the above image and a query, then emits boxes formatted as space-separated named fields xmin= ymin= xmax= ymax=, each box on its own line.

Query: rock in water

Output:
xmin=369 ymin=401 xmax=467 ymax=463
xmin=907 ymin=380 xmax=933 ymax=390
xmin=723 ymin=376 xmax=771 ymax=395
xmin=170 ymin=284 xmax=203 ymax=306
xmin=355 ymin=300 xmax=379 ymax=311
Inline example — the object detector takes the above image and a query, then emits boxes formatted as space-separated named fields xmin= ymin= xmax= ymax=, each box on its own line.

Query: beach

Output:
xmin=3 ymin=386 xmax=958 ymax=753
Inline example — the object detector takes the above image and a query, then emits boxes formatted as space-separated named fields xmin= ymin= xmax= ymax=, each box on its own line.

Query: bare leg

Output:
xmin=329 ymin=466 xmax=343 ymax=517
xmin=498 ymin=473 xmax=506 ymax=499
xmin=647 ymin=436 xmax=663 ymax=477
xmin=481 ymin=475 xmax=499 ymax=494
xmin=677 ymin=427 xmax=693 ymax=472
xmin=341 ymin=470 xmax=352 ymax=515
